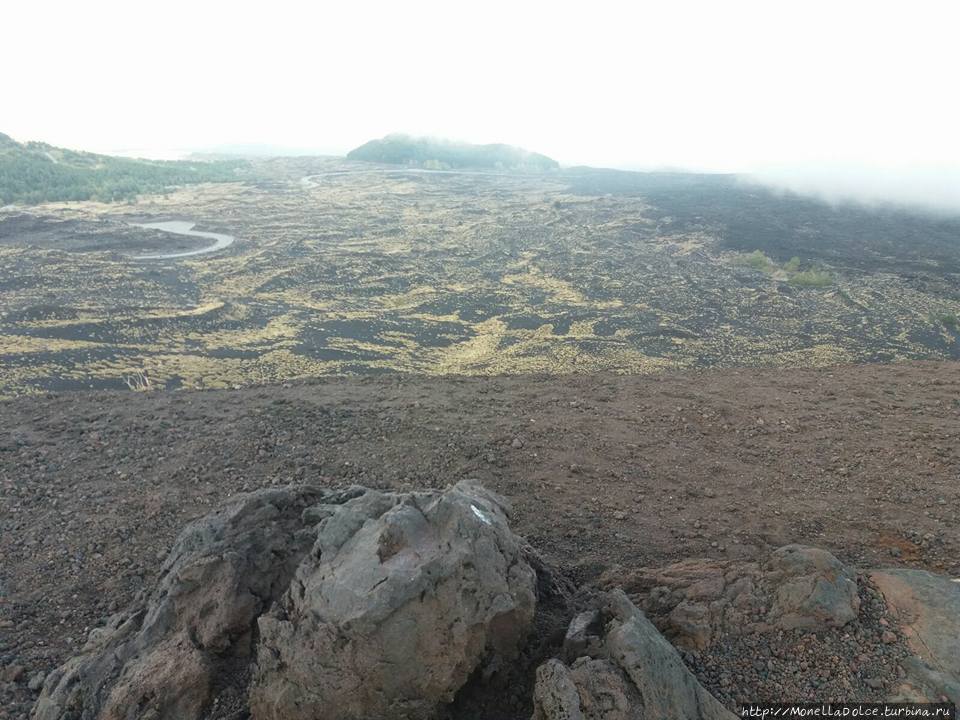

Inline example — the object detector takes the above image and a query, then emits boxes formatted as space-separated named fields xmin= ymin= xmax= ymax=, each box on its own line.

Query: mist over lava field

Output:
xmin=1 ymin=157 xmax=959 ymax=396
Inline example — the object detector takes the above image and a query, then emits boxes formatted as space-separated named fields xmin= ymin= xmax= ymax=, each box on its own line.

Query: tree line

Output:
xmin=0 ymin=134 xmax=246 ymax=205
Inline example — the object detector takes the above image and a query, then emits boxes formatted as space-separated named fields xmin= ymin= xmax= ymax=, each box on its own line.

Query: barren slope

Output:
xmin=1 ymin=361 xmax=958 ymax=715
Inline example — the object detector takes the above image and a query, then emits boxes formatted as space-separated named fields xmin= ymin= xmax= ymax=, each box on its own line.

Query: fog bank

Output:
xmin=746 ymin=164 xmax=960 ymax=216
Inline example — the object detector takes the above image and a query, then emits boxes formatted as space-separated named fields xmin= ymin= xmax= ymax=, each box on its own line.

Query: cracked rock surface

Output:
xmin=249 ymin=480 xmax=537 ymax=720
xmin=32 ymin=481 xmax=536 ymax=720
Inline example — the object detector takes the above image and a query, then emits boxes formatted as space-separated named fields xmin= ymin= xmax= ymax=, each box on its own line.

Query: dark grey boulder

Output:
xmin=33 ymin=485 xmax=327 ymax=720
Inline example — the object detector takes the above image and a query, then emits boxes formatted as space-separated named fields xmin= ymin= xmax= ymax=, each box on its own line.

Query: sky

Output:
xmin=3 ymin=0 xmax=959 ymax=208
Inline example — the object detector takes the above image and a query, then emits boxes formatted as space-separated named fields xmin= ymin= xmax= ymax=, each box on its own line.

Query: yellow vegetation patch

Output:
xmin=500 ymin=266 xmax=588 ymax=305
xmin=380 ymin=285 xmax=440 ymax=310
xmin=0 ymin=335 xmax=106 ymax=355
xmin=430 ymin=318 xmax=506 ymax=373
xmin=183 ymin=314 xmax=301 ymax=351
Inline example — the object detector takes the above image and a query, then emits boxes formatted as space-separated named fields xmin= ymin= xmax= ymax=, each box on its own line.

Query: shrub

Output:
xmin=931 ymin=312 xmax=959 ymax=330
xmin=734 ymin=250 xmax=775 ymax=273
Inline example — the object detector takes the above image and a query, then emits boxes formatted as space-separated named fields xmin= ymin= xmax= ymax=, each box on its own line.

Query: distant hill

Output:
xmin=0 ymin=133 xmax=247 ymax=205
xmin=346 ymin=134 xmax=558 ymax=172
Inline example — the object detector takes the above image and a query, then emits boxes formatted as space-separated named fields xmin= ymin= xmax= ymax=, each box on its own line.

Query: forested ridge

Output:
xmin=0 ymin=132 xmax=246 ymax=204
xmin=347 ymin=134 xmax=559 ymax=171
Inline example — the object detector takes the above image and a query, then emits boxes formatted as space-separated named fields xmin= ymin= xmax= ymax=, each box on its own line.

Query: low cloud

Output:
xmin=746 ymin=163 xmax=960 ymax=216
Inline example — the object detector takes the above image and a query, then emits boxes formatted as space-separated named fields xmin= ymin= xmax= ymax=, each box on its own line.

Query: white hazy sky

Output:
xmin=3 ymin=0 xmax=959 ymax=205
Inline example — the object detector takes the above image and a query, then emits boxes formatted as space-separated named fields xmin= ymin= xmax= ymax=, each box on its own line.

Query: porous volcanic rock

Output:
xmin=33 ymin=485 xmax=327 ymax=720
xmin=249 ymin=480 xmax=537 ymax=720
xmin=32 ymin=481 xmax=537 ymax=720
xmin=531 ymin=590 xmax=735 ymax=720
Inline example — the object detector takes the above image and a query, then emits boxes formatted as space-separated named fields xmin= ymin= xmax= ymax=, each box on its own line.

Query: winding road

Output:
xmin=131 ymin=220 xmax=235 ymax=260
xmin=130 ymin=170 xmax=511 ymax=258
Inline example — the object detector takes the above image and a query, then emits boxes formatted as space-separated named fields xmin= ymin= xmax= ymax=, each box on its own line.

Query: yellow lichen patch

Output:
xmin=424 ymin=314 xmax=684 ymax=375
xmin=404 ymin=312 xmax=463 ymax=324
xmin=257 ymin=288 xmax=337 ymax=313
xmin=379 ymin=286 xmax=440 ymax=310
xmin=197 ymin=260 xmax=289 ymax=300
xmin=567 ymin=320 xmax=597 ymax=338
xmin=75 ymin=355 xmax=243 ymax=390
xmin=0 ymin=360 xmax=62 ymax=391
xmin=430 ymin=318 xmax=507 ymax=373
xmin=249 ymin=349 xmax=339 ymax=383
xmin=0 ymin=335 xmax=106 ymax=354
xmin=23 ymin=301 xmax=226 ymax=329
xmin=658 ymin=232 xmax=715 ymax=255
xmin=501 ymin=266 xmax=588 ymax=305
xmin=183 ymin=314 xmax=301 ymax=352
xmin=376 ymin=331 xmax=426 ymax=354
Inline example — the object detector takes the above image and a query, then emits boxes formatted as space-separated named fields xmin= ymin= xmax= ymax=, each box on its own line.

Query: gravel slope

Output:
xmin=1 ymin=361 xmax=958 ymax=716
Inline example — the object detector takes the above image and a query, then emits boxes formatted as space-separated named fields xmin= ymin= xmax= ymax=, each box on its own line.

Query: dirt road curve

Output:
xmin=130 ymin=220 xmax=235 ymax=260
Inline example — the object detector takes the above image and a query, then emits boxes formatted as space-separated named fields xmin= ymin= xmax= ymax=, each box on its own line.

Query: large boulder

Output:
xmin=32 ymin=481 xmax=537 ymax=720
xmin=531 ymin=590 xmax=736 ymax=720
xmin=249 ymin=480 xmax=537 ymax=720
xmin=33 ymin=485 xmax=328 ymax=720
xmin=870 ymin=568 xmax=960 ymax=703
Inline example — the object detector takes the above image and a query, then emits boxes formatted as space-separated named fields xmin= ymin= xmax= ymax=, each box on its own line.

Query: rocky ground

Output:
xmin=2 ymin=360 xmax=960 ymax=717
xmin=600 ymin=556 xmax=913 ymax=706
xmin=685 ymin=577 xmax=910 ymax=705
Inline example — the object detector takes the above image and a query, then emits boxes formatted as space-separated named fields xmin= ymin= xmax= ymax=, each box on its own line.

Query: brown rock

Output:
xmin=668 ymin=601 xmax=713 ymax=649
xmin=1 ymin=665 xmax=25 ymax=683
xmin=870 ymin=568 xmax=960 ymax=703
